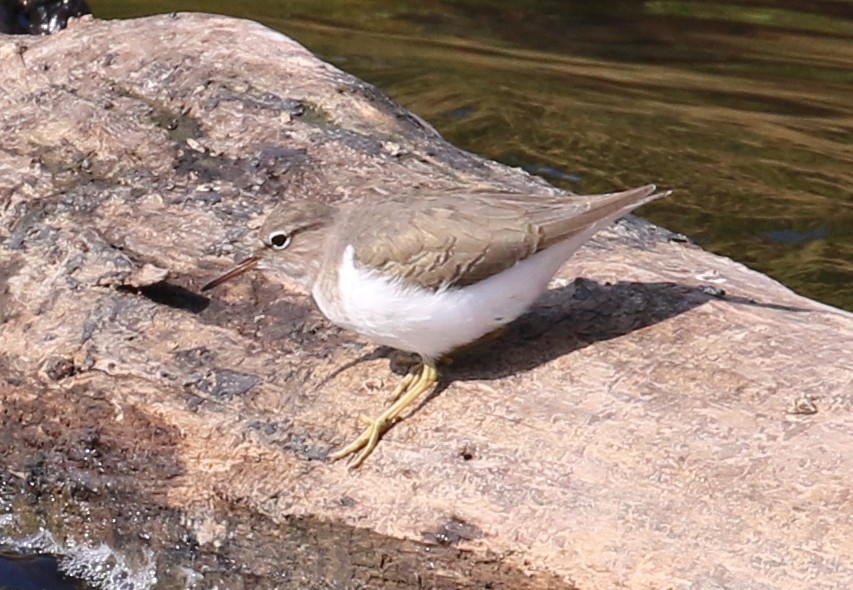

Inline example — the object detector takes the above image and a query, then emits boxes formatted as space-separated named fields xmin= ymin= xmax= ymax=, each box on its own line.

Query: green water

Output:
xmin=90 ymin=1 xmax=853 ymax=310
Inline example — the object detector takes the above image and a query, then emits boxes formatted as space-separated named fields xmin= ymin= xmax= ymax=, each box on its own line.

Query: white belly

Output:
xmin=313 ymin=234 xmax=591 ymax=361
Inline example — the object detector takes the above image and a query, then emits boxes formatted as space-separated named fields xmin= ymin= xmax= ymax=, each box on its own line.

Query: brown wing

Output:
xmin=343 ymin=185 xmax=665 ymax=290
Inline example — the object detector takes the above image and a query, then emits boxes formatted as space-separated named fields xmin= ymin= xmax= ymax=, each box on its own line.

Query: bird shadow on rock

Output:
xmin=413 ymin=277 xmax=814 ymax=407
xmin=117 ymin=281 xmax=211 ymax=313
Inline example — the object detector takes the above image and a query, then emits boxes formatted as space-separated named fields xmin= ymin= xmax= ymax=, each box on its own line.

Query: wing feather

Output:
xmin=341 ymin=185 xmax=666 ymax=289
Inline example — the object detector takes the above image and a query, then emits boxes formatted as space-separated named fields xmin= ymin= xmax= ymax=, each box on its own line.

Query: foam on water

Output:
xmin=1 ymin=525 xmax=158 ymax=590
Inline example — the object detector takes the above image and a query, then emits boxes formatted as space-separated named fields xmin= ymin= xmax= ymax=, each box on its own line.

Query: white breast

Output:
xmin=313 ymin=230 xmax=595 ymax=361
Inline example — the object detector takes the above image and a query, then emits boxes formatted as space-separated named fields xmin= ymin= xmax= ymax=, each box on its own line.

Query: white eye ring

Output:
xmin=269 ymin=231 xmax=291 ymax=250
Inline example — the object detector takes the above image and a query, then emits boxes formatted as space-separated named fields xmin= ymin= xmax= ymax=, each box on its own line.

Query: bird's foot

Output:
xmin=383 ymin=367 xmax=416 ymax=404
xmin=329 ymin=361 xmax=439 ymax=468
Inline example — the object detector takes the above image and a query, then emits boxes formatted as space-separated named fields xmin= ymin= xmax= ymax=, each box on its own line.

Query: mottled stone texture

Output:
xmin=0 ymin=13 xmax=851 ymax=590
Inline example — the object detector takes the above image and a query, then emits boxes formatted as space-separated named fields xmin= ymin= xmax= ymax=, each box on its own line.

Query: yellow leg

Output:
xmin=329 ymin=361 xmax=439 ymax=468
xmin=383 ymin=369 xmax=416 ymax=404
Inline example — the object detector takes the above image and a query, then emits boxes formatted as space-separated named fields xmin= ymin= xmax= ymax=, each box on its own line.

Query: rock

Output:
xmin=0 ymin=12 xmax=851 ymax=590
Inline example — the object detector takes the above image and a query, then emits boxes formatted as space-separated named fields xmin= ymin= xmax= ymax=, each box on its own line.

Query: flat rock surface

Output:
xmin=1 ymin=13 xmax=851 ymax=590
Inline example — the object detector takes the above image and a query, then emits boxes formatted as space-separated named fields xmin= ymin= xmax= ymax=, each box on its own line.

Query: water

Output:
xmin=0 ymin=549 xmax=85 ymax=590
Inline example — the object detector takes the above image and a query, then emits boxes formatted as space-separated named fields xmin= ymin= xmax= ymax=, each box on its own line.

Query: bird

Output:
xmin=202 ymin=183 xmax=670 ymax=467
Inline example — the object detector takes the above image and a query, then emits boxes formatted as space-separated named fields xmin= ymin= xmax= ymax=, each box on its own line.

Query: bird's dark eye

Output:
xmin=269 ymin=231 xmax=291 ymax=250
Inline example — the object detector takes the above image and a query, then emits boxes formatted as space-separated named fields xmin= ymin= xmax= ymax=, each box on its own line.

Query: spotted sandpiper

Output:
xmin=202 ymin=184 xmax=670 ymax=467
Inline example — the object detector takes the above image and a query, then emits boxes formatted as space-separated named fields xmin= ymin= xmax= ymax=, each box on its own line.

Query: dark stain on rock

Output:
xmin=236 ymin=91 xmax=305 ymax=117
xmin=2 ymin=385 xmax=184 ymax=482
xmin=0 ymin=256 xmax=23 ymax=324
xmin=173 ymin=144 xmax=316 ymax=200
xmin=197 ymin=368 xmax=258 ymax=399
xmin=298 ymin=100 xmax=333 ymax=126
xmin=43 ymin=356 xmax=78 ymax=381
xmin=421 ymin=517 xmax=485 ymax=547
xmin=0 ymin=384 xmax=188 ymax=581
xmin=255 ymin=146 xmax=309 ymax=179
xmin=35 ymin=146 xmax=122 ymax=201
xmin=147 ymin=102 xmax=203 ymax=144
xmin=173 ymin=346 xmax=216 ymax=368
xmin=279 ymin=433 xmax=329 ymax=462
xmin=4 ymin=197 xmax=58 ymax=250
xmin=0 ymin=355 xmax=25 ymax=387
xmin=194 ymin=512 xmax=575 ymax=590
xmin=173 ymin=149 xmax=242 ymax=186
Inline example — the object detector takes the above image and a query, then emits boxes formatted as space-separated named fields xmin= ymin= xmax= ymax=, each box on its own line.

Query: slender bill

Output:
xmin=201 ymin=256 xmax=260 ymax=291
